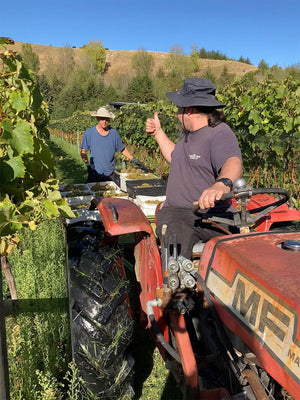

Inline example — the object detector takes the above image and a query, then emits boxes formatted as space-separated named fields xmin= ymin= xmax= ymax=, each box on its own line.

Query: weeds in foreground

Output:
xmin=64 ymin=360 xmax=86 ymax=400
xmin=35 ymin=370 xmax=63 ymax=400
xmin=5 ymin=220 xmax=71 ymax=399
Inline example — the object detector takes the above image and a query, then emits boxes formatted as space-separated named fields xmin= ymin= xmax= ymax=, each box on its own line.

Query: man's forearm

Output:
xmin=121 ymin=147 xmax=133 ymax=160
xmin=217 ymin=157 xmax=243 ymax=183
xmin=80 ymin=149 xmax=89 ymax=164
xmin=154 ymin=128 xmax=175 ymax=163
xmin=195 ymin=156 xmax=243 ymax=209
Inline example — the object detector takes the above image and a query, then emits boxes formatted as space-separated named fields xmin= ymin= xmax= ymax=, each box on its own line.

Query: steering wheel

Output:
xmin=222 ymin=186 xmax=289 ymax=211
xmin=194 ymin=180 xmax=290 ymax=230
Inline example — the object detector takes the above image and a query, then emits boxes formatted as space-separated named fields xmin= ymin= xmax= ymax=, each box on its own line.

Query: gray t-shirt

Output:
xmin=165 ymin=122 xmax=242 ymax=210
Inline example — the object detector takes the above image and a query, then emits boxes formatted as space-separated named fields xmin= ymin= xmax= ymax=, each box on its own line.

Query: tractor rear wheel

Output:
xmin=67 ymin=227 xmax=134 ymax=399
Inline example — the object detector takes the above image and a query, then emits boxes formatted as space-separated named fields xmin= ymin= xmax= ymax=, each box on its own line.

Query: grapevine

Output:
xmin=0 ymin=38 xmax=74 ymax=256
xmin=219 ymin=76 xmax=300 ymax=200
xmin=47 ymin=70 xmax=300 ymax=202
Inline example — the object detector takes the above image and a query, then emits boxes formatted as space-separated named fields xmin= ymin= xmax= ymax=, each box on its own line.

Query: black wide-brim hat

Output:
xmin=166 ymin=77 xmax=225 ymax=108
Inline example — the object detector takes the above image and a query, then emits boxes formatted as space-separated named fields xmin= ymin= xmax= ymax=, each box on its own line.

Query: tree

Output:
xmin=126 ymin=75 xmax=154 ymax=102
xmin=164 ymin=45 xmax=194 ymax=89
xmin=109 ymin=72 xmax=134 ymax=101
xmin=37 ymin=46 xmax=75 ymax=115
xmin=55 ymin=46 xmax=75 ymax=81
xmin=21 ymin=43 xmax=40 ymax=73
xmin=217 ymin=66 xmax=235 ymax=87
xmin=42 ymin=46 xmax=75 ymax=86
xmin=37 ymin=71 xmax=63 ymax=116
xmin=285 ymin=65 xmax=300 ymax=80
xmin=51 ymin=69 xmax=106 ymax=119
xmin=190 ymin=43 xmax=200 ymax=72
xmin=102 ymin=85 xmax=120 ymax=103
xmin=37 ymin=74 xmax=52 ymax=104
xmin=82 ymin=40 xmax=106 ymax=74
xmin=258 ymin=59 xmax=269 ymax=70
xmin=198 ymin=47 xmax=208 ymax=59
xmin=238 ymin=56 xmax=252 ymax=65
xmin=131 ymin=48 xmax=154 ymax=76
xmin=202 ymin=68 xmax=217 ymax=84
xmin=152 ymin=68 xmax=170 ymax=100
xmin=198 ymin=47 xmax=230 ymax=61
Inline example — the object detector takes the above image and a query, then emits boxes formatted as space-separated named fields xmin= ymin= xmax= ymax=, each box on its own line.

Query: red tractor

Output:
xmin=66 ymin=179 xmax=300 ymax=399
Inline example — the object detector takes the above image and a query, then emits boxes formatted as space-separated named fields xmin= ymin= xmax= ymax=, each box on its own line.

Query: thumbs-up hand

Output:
xmin=146 ymin=112 xmax=161 ymax=137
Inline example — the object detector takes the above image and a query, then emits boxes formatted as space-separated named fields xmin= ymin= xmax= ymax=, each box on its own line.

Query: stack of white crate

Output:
xmin=60 ymin=181 xmax=165 ymax=222
xmin=60 ymin=182 xmax=127 ymax=224
xmin=86 ymin=181 xmax=128 ymax=198
xmin=59 ymin=183 xmax=94 ymax=207
xmin=135 ymin=195 xmax=166 ymax=217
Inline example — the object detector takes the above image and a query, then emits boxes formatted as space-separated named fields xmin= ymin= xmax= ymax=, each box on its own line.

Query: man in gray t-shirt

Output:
xmin=146 ymin=78 xmax=243 ymax=258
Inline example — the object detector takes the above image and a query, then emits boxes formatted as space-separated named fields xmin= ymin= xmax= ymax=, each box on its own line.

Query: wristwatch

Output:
xmin=215 ymin=178 xmax=233 ymax=190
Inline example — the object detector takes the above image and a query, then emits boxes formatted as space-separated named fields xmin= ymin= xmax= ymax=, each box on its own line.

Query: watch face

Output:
xmin=217 ymin=178 xmax=233 ymax=188
xmin=224 ymin=178 xmax=232 ymax=187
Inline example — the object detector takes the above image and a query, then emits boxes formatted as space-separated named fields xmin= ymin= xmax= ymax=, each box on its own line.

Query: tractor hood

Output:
xmin=199 ymin=231 xmax=300 ymax=399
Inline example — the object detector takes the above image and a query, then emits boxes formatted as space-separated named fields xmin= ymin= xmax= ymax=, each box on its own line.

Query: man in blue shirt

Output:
xmin=81 ymin=107 xmax=136 ymax=182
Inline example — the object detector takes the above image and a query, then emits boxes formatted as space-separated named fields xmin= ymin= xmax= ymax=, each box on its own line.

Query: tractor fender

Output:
xmin=97 ymin=197 xmax=165 ymax=331
xmin=97 ymin=197 xmax=154 ymax=237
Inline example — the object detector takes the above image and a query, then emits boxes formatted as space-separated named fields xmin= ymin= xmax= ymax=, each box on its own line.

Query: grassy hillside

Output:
xmin=7 ymin=40 xmax=257 ymax=84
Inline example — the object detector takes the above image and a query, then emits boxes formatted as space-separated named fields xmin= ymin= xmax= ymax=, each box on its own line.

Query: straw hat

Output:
xmin=90 ymin=107 xmax=115 ymax=119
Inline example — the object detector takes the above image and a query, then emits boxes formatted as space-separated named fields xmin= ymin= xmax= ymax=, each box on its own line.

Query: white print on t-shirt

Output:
xmin=189 ymin=154 xmax=201 ymax=160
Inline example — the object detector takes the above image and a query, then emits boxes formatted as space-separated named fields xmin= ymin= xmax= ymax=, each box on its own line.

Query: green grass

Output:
xmin=132 ymin=328 xmax=182 ymax=400
xmin=48 ymin=134 xmax=87 ymax=184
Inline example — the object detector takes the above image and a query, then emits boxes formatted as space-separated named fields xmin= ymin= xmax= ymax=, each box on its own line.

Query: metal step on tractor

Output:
xmin=65 ymin=178 xmax=300 ymax=400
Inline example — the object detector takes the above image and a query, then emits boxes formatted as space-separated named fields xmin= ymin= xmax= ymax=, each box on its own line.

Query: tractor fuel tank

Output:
xmin=199 ymin=231 xmax=300 ymax=400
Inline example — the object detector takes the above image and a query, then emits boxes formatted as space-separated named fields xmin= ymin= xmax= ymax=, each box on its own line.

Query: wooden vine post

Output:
xmin=1 ymin=257 xmax=17 ymax=300
xmin=0 ymin=258 xmax=10 ymax=400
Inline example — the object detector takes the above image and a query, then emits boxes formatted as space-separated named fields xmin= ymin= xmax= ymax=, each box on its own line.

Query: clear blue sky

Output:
xmin=1 ymin=0 xmax=299 ymax=68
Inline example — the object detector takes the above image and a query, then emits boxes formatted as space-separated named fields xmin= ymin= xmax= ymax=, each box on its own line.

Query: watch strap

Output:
xmin=215 ymin=178 xmax=233 ymax=190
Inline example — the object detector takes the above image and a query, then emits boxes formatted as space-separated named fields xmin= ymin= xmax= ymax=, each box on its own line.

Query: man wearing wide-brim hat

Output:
xmin=81 ymin=106 xmax=141 ymax=182
xmin=146 ymin=77 xmax=243 ymax=259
